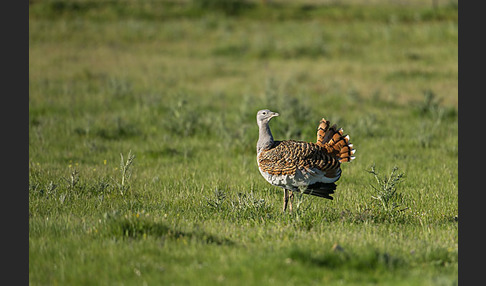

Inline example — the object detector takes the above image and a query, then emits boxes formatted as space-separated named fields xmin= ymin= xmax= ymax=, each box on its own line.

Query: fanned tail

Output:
xmin=316 ymin=118 xmax=356 ymax=163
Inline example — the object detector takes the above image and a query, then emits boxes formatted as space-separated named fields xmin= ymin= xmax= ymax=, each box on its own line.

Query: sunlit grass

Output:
xmin=29 ymin=1 xmax=457 ymax=285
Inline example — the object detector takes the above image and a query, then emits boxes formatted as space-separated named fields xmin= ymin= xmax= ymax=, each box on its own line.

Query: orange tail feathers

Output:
xmin=316 ymin=118 xmax=355 ymax=163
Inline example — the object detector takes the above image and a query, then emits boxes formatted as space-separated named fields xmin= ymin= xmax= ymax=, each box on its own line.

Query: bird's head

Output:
xmin=256 ymin=109 xmax=279 ymax=126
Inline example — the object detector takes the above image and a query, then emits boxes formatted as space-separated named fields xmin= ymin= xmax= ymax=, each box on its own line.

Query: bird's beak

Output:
xmin=272 ymin=112 xmax=279 ymax=118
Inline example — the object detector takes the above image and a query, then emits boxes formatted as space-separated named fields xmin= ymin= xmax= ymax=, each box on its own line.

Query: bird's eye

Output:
xmin=263 ymin=112 xmax=267 ymax=115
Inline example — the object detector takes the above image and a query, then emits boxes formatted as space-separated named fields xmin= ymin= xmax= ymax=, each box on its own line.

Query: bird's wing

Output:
xmin=257 ymin=140 xmax=341 ymax=179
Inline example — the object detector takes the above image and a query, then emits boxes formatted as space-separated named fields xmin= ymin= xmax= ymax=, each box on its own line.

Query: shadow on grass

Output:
xmin=289 ymin=246 xmax=403 ymax=271
xmin=106 ymin=214 xmax=234 ymax=246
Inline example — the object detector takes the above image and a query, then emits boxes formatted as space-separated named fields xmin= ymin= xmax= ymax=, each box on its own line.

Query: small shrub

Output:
xmin=352 ymin=113 xmax=382 ymax=138
xmin=366 ymin=165 xmax=406 ymax=212
xmin=417 ymin=90 xmax=441 ymax=116
xmin=205 ymin=188 xmax=227 ymax=209
xmin=118 ymin=150 xmax=136 ymax=196
xmin=164 ymin=96 xmax=207 ymax=137
xmin=415 ymin=90 xmax=457 ymax=121
xmin=231 ymin=191 xmax=270 ymax=213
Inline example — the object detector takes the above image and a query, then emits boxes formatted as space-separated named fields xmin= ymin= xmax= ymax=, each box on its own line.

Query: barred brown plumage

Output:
xmin=256 ymin=109 xmax=355 ymax=212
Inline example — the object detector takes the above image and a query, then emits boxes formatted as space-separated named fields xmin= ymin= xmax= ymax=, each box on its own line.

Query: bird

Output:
xmin=256 ymin=109 xmax=355 ymax=212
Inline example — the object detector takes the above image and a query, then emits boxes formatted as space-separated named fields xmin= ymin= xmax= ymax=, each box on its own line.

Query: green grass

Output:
xmin=29 ymin=1 xmax=457 ymax=285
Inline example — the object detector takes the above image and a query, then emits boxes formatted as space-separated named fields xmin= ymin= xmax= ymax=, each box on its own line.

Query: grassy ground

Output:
xmin=29 ymin=1 xmax=458 ymax=285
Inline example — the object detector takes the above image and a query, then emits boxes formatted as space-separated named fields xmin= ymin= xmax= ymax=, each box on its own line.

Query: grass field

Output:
xmin=29 ymin=0 xmax=458 ymax=285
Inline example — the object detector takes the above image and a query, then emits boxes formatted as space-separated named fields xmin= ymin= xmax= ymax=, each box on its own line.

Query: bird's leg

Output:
xmin=289 ymin=191 xmax=294 ymax=212
xmin=283 ymin=189 xmax=289 ymax=212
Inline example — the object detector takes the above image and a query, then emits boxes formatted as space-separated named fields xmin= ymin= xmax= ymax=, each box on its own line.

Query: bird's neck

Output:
xmin=257 ymin=122 xmax=274 ymax=154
